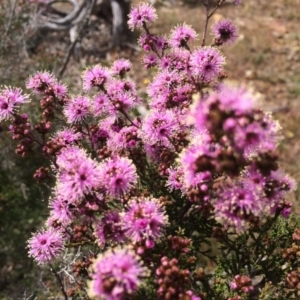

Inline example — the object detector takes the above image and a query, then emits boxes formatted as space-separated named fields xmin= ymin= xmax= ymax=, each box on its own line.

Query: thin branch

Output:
xmin=201 ymin=0 xmax=225 ymax=46
xmin=122 ymin=41 xmax=142 ymax=52
xmin=49 ymin=262 xmax=68 ymax=300
xmin=120 ymin=109 xmax=140 ymax=128
xmin=201 ymin=0 xmax=210 ymax=47
xmin=208 ymin=0 xmax=226 ymax=18
xmin=83 ymin=119 xmax=96 ymax=153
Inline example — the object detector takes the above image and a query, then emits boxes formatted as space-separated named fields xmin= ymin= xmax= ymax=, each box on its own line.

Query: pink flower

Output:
xmin=82 ymin=65 xmax=110 ymax=91
xmin=90 ymin=125 xmax=110 ymax=147
xmin=92 ymin=92 xmax=113 ymax=117
xmin=57 ymin=160 xmax=101 ymax=202
xmin=232 ymin=119 xmax=276 ymax=153
xmin=28 ymin=228 xmax=64 ymax=264
xmin=159 ymin=55 xmax=172 ymax=69
xmin=63 ymin=95 xmax=90 ymax=123
xmin=107 ymin=125 xmax=140 ymax=152
xmin=49 ymin=196 xmax=74 ymax=225
xmin=26 ymin=71 xmax=56 ymax=93
xmin=214 ymin=182 xmax=263 ymax=230
xmin=88 ymin=247 xmax=147 ymax=300
xmin=54 ymin=128 xmax=82 ymax=146
xmin=190 ymin=47 xmax=225 ymax=82
xmin=56 ymin=145 xmax=86 ymax=169
xmin=56 ymin=146 xmax=101 ymax=203
xmin=169 ymin=24 xmax=197 ymax=48
xmin=111 ymin=92 xmax=139 ymax=113
xmin=212 ymin=19 xmax=238 ymax=45
xmin=106 ymin=78 xmax=137 ymax=98
xmin=179 ymin=134 xmax=217 ymax=187
xmin=143 ymin=53 xmax=158 ymax=68
xmin=168 ymin=48 xmax=191 ymax=72
xmin=121 ymin=197 xmax=168 ymax=246
xmin=230 ymin=281 xmax=238 ymax=290
xmin=0 ymin=87 xmax=29 ymax=121
xmin=217 ymin=86 xmax=254 ymax=115
xmin=141 ymin=109 xmax=178 ymax=146
xmin=128 ymin=3 xmax=157 ymax=30
xmin=111 ymin=59 xmax=132 ymax=76
xmin=281 ymin=206 xmax=292 ymax=218
xmin=190 ymin=86 xmax=254 ymax=133
xmin=138 ymin=34 xmax=167 ymax=52
xmin=154 ymin=36 xmax=168 ymax=51
xmin=148 ymin=70 xmax=181 ymax=98
xmin=230 ymin=275 xmax=253 ymax=293
xmin=264 ymin=169 xmax=297 ymax=211
xmin=166 ymin=167 xmax=185 ymax=192
xmin=99 ymin=156 xmax=138 ymax=198
xmin=52 ymin=82 xmax=68 ymax=99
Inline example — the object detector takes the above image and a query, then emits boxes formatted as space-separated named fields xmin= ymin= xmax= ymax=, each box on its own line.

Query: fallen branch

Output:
xmin=57 ymin=0 xmax=96 ymax=79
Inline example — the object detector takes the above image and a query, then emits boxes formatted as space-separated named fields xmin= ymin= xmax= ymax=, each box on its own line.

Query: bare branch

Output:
xmin=49 ymin=262 xmax=68 ymax=300
xmin=38 ymin=0 xmax=92 ymax=30
xmin=110 ymin=0 xmax=124 ymax=47
xmin=57 ymin=0 xmax=97 ymax=78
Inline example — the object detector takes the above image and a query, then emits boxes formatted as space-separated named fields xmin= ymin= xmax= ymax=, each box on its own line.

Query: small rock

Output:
xmin=245 ymin=70 xmax=254 ymax=79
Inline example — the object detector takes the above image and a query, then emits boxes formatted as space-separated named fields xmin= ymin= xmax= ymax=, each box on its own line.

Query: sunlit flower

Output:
xmin=190 ymin=47 xmax=225 ymax=82
xmin=169 ymin=24 xmax=197 ymax=48
xmin=0 ymin=87 xmax=29 ymax=121
xmin=82 ymin=65 xmax=110 ymax=91
xmin=26 ymin=71 xmax=56 ymax=93
xmin=99 ymin=156 xmax=138 ymax=198
xmin=28 ymin=228 xmax=64 ymax=264
xmin=88 ymin=247 xmax=147 ymax=300
xmin=64 ymin=95 xmax=90 ymax=123
xmin=121 ymin=197 xmax=168 ymax=247
xmin=128 ymin=3 xmax=157 ymax=30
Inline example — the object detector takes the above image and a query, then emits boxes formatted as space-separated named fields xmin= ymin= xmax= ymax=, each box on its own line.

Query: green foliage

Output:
xmin=0 ymin=2 xmax=61 ymax=294
xmin=202 ymin=215 xmax=300 ymax=299
xmin=0 ymin=130 xmax=49 ymax=297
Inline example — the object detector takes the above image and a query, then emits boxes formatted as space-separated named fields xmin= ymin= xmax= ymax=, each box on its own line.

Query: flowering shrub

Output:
xmin=1 ymin=1 xmax=300 ymax=299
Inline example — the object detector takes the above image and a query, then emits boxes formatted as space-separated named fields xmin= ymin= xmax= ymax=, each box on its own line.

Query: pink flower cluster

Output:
xmin=26 ymin=71 xmax=67 ymax=99
xmin=1 ymin=1 xmax=295 ymax=299
xmin=88 ymin=247 xmax=147 ymax=300
xmin=121 ymin=197 xmax=168 ymax=248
